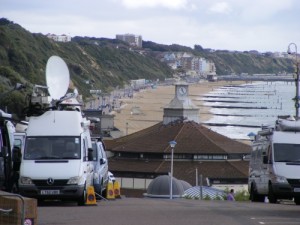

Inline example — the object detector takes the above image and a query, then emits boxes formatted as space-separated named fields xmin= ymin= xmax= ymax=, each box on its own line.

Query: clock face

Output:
xmin=178 ymin=86 xmax=187 ymax=96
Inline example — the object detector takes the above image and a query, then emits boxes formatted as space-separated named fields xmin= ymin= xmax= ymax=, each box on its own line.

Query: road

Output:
xmin=37 ymin=198 xmax=300 ymax=225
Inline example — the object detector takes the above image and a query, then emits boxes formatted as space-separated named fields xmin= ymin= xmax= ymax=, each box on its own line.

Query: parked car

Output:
xmin=91 ymin=138 xmax=109 ymax=196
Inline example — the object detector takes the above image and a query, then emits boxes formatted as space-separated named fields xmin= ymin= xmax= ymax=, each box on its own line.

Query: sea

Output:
xmin=202 ymin=81 xmax=296 ymax=140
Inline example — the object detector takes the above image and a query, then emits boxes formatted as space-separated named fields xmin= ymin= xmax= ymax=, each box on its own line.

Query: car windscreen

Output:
xmin=24 ymin=136 xmax=81 ymax=160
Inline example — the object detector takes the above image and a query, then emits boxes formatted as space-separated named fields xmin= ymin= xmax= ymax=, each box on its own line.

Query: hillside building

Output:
xmin=46 ymin=33 xmax=71 ymax=42
xmin=162 ymin=52 xmax=216 ymax=77
xmin=116 ymin=34 xmax=142 ymax=48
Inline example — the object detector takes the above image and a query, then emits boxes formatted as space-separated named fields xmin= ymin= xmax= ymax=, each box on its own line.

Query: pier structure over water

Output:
xmin=218 ymin=74 xmax=294 ymax=82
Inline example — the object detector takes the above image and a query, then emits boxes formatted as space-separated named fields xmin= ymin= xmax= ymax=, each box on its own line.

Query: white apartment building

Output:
xmin=47 ymin=34 xmax=71 ymax=42
xmin=116 ymin=34 xmax=142 ymax=48
xmin=162 ymin=52 xmax=216 ymax=76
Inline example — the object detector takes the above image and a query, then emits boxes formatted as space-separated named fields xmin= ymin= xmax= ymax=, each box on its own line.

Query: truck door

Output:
xmin=98 ymin=142 xmax=108 ymax=184
xmin=82 ymin=136 xmax=93 ymax=186
xmin=0 ymin=120 xmax=14 ymax=191
xmin=261 ymin=145 xmax=272 ymax=193
xmin=255 ymin=147 xmax=264 ymax=192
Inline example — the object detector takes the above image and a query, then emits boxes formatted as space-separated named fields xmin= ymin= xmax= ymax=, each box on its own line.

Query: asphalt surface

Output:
xmin=37 ymin=198 xmax=300 ymax=225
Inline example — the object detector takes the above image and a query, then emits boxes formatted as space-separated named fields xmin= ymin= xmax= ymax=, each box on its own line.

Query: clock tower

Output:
xmin=163 ymin=83 xmax=200 ymax=125
xmin=176 ymin=84 xmax=188 ymax=100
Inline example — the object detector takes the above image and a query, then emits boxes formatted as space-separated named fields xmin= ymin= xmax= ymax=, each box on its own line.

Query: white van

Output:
xmin=248 ymin=118 xmax=300 ymax=204
xmin=19 ymin=110 xmax=94 ymax=205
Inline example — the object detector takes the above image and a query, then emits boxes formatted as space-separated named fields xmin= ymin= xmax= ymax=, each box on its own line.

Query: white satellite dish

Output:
xmin=46 ymin=56 xmax=70 ymax=100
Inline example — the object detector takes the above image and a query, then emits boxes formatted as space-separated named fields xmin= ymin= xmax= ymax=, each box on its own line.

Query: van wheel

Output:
xmin=78 ymin=184 xmax=87 ymax=206
xmin=95 ymin=180 xmax=103 ymax=199
xmin=101 ymin=186 xmax=107 ymax=198
xmin=250 ymin=184 xmax=264 ymax=202
xmin=94 ymin=181 xmax=101 ymax=196
xmin=268 ymin=183 xmax=277 ymax=204
xmin=102 ymin=179 xmax=109 ymax=197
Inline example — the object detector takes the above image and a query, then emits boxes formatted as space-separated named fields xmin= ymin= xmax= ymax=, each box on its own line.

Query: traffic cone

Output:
xmin=85 ymin=186 xmax=97 ymax=206
xmin=106 ymin=181 xmax=115 ymax=200
xmin=113 ymin=181 xmax=121 ymax=198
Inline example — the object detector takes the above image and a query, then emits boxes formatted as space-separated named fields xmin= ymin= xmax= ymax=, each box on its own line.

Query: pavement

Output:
xmin=37 ymin=197 xmax=300 ymax=225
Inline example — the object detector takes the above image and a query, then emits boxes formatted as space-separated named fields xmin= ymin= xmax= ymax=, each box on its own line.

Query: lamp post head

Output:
xmin=288 ymin=42 xmax=297 ymax=55
xmin=169 ymin=140 xmax=177 ymax=148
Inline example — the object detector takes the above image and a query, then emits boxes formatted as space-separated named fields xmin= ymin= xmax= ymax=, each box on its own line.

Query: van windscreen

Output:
xmin=24 ymin=136 xmax=81 ymax=160
xmin=274 ymin=143 xmax=300 ymax=162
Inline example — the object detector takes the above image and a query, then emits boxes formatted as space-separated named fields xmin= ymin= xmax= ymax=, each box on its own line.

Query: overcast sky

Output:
xmin=1 ymin=0 xmax=299 ymax=52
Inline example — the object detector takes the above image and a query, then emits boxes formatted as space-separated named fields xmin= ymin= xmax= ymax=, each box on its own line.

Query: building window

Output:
xmin=193 ymin=154 xmax=227 ymax=160
xmin=163 ymin=154 xmax=194 ymax=160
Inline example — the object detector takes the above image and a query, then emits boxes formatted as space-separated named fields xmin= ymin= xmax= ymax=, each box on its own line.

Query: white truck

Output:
xmin=18 ymin=56 xmax=95 ymax=205
xmin=248 ymin=117 xmax=300 ymax=204
xmin=19 ymin=110 xmax=94 ymax=205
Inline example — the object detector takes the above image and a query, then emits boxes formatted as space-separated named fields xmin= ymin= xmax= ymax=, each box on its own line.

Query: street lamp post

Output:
xmin=169 ymin=140 xmax=177 ymax=200
xmin=287 ymin=43 xmax=299 ymax=119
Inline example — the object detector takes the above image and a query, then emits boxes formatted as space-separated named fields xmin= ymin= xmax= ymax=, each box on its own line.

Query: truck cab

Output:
xmin=19 ymin=110 xmax=95 ymax=205
xmin=248 ymin=119 xmax=300 ymax=204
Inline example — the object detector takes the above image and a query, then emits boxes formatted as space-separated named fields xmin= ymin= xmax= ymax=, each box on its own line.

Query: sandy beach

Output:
xmin=113 ymin=80 xmax=245 ymax=136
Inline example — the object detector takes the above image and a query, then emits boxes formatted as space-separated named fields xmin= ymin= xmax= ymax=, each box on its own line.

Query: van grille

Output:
xmin=287 ymin=179 xmax=300 ymax=187
xmin=32 ymin=179 xmax=69 ymax=186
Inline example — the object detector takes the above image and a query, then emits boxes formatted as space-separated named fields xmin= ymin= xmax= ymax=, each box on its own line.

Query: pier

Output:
xmin=218 ymin=74 xmax=295 ymax=82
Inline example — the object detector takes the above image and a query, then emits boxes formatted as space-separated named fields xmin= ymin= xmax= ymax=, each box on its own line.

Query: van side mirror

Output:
xmin=263 ymin=155 xmax=269 ymax=164
xmin=88 ymin=148 xmax=93 ymax=161
xmin=100 ymin=158 xmax=107 ymax=165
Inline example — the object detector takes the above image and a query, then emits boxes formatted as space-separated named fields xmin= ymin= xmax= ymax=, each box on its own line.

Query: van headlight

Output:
xmin=20 ymin=176 xmax=33 ymax=185
xmin=275 ymin=175 xmax=288 ymax=183
xmin=67 ymin=176 xmax=84 ymax=185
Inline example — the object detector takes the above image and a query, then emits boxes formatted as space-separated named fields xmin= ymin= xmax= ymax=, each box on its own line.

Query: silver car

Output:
xmin=91 ymin=139 xmax=109 ymax=197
